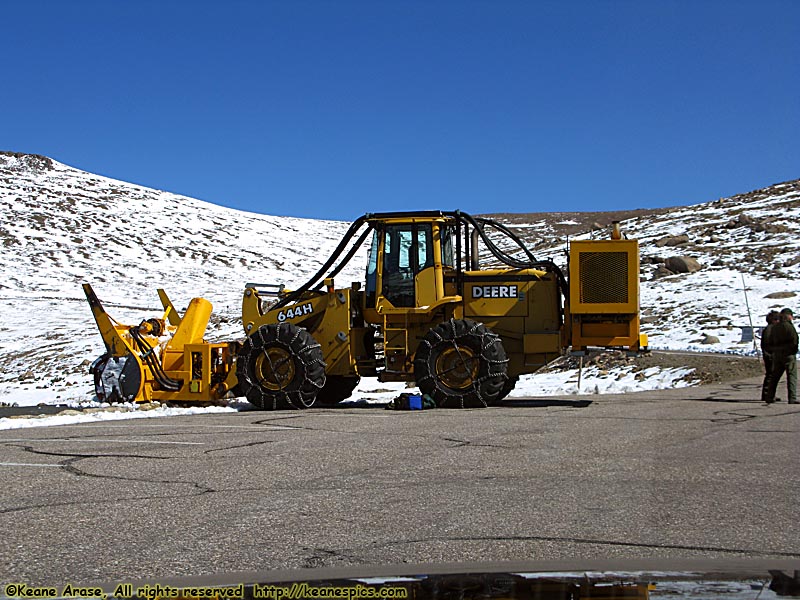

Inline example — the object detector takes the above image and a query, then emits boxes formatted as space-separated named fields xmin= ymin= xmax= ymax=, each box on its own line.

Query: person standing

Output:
xmin=761 ymin=310 xmax=780 ymax=403
xmin=765 ymin=307 xmax=798 ymax=404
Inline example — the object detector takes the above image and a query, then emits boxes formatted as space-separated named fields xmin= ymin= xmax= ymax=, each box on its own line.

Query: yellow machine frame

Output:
xmin=84 ymin=211 xmax=645 ymax=408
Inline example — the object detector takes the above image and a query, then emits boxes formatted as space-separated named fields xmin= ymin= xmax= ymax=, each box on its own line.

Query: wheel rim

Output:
xmin=435 ymin=344 xmax=479 ymax=390
xmin=254 ymin=347 xmax=295 ymax=391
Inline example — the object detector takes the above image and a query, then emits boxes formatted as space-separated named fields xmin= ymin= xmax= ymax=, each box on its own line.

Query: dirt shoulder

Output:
xmin=636 ymin=350 xmax=764 ymax=384
xmin=549 ymin=349 xmax=765 ymax=385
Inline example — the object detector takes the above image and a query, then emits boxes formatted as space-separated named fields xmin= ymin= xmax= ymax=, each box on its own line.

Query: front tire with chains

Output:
xmin=414 ymin=318 xmax=508 ymax=408
xmin=236 ymin=322 xmax=326 ymax=410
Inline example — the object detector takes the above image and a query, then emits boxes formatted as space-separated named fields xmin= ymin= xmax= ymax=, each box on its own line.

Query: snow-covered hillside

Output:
xmin=0 ymin=152 xmax=363 ymax=405
xmin=1 ymin=150 xmax=798 ymax=414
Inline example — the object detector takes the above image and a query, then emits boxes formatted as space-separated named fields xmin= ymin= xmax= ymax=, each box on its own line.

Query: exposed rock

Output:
xmin=55 ymin=409 xmax=81 ymax=416
xmin=765 ymin=223 xmax=790 ymax=234
xmin=651 ymin=265 xmax=675 ymax=279
xmin=664 ymin=256 xmax=702 ymax=273
xmin=753 ymin=222 xmax=787 ymax=233
xmin=18 ymin=370 xmax=35 ymax=381
xmin=764 ymin=291 xmax=796 ymax=299
xmin=655 ymin=234 xmax=690 ymax=247
xmin=0 ymin=151 xmax=54 ymax=172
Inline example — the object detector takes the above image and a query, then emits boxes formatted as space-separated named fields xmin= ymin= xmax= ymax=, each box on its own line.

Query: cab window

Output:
xmin=381 ymin=223 xmax=433 ymax=307
xmin=440 ymin=224 xmax=455 ymax=267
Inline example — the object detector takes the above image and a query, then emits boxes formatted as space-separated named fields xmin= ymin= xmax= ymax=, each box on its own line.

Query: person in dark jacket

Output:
xmin=765 ymin=307 xmax=798 ymax=404
xmin=761 ymin=310 xmax=780 ymax=403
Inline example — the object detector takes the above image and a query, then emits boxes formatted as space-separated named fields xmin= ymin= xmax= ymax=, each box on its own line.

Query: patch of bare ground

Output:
xmin=547 ymin=349 xmax=764 ymax=385
xmin=635 ymin=351 xmax=764 ymax=384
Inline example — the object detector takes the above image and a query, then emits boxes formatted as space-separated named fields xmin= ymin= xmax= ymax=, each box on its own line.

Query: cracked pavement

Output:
xmin=1 ymin=375 xmax=798 ymax=586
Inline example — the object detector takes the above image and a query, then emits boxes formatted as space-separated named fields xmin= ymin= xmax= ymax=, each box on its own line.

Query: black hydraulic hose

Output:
xmin=529 ymin=259 xmax=569 ymax=295
xmin=143 ymin=348 xmax=182 ymax=391
xmin=475 ymin=217 xmax=538 ymax=264
xmin=458 ymin=214 xmax=515 ymax=266
xmin=272 ymin=215 xmax=369 ymax=310
xmin=454 ymin=212 xmax=569 ymax=294
xmin=481 ymin=226 xmax=533 ymax=268
xmin=318 ymin=225 xmax=373 ymax=288
xmin=130 ymin=327 xmax=183 ymax=391
xmin=131 ymin=331 xmax=178 ymax=391
xmin=458 ymin=213 xmax=532 ymax=269
xmin=266 ymin=209 xmax=569 ymax=309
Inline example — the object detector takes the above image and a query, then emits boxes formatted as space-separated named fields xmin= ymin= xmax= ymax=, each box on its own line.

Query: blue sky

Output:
xmin=2 ymin=1 xmax=798 ymax=221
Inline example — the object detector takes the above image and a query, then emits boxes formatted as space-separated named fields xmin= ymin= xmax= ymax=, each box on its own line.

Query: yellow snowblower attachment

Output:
xmin=82 ymin=284 xmax=238 ymax=404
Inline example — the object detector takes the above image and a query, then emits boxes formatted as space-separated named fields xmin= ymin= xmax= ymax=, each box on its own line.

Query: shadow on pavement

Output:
xmin=501 ymin=399 xmax=593 ymax=408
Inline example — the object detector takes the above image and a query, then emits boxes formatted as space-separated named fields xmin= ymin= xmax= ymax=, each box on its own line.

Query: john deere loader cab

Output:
xmin=84 ymin=210 xmax=644 ymax=410
xmin=367 ymin=220 xmax=443 ymax=309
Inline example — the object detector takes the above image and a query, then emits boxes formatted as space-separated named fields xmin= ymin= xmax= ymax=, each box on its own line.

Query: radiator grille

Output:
xmin=579 ymin=251 xmax=629 ymax=304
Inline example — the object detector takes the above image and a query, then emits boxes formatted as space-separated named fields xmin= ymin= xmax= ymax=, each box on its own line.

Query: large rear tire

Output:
xmin=236 ymin=323 xmax=326 ymax=410
xmin=414 ymin=319 xmax=508 ymax=408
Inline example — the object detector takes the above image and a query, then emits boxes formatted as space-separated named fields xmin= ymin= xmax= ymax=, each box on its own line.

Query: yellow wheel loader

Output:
xmin=84 ymin=210 xmax=646 ymax=409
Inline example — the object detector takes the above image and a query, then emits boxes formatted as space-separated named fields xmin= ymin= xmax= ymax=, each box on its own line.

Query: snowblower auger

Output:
xmin=82 ymin=284 xmax=239 ymax=404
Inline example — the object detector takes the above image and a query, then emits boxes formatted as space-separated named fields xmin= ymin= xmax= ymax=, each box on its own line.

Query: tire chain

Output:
xmin=238 ymin=322 xmax=326 ymax=410
xmin=415 ymin=318 xmax=508 ymax=408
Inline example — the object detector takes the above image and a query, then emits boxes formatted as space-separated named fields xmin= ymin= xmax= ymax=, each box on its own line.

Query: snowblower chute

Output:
xmin=82 ymin=284 xmax=238 ymax=404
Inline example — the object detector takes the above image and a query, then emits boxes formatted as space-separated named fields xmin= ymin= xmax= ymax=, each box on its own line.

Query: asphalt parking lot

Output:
xmin=1 ymin=375 xmax=798 ymax=587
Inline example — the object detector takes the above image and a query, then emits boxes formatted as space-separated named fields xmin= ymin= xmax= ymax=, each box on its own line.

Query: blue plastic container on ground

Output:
xmin=408 ymin=394 xmax=423 ymax=410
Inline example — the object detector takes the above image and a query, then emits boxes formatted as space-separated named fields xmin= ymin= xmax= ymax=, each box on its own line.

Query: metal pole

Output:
xmin=741 ymin=273 xmax=758 ymax=356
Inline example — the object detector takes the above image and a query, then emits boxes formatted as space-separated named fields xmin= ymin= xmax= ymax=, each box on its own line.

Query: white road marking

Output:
xmin=200 ymin=425 xmax=297 ymax=430
xmin=75 ymin=424 xmax=296 ymax=430
xmin=0 ymin=462 xmax=62 ymax=468
xmin=0 ymin=438 xmax=204 ymax=445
